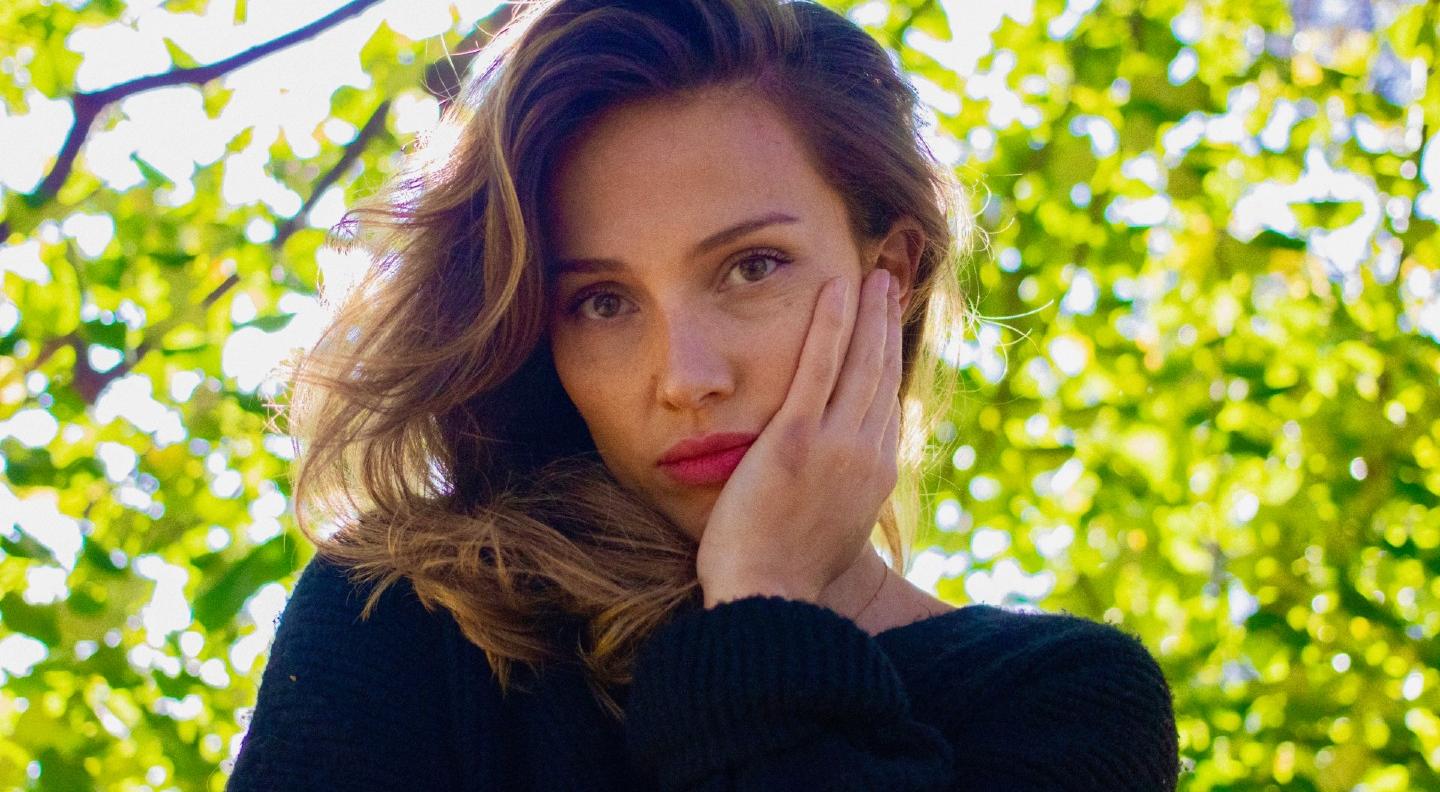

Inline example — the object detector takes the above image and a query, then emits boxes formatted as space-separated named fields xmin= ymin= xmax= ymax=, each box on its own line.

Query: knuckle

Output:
xmin=838 ymin=440 xmax=868 ymax=470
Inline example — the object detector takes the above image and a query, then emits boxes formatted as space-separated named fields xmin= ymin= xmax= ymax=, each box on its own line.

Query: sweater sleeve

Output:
xmin=622 ymin=595 xmax=956 ymax=791
xmin=968 ymin=615 xmax=1180 ymax=791
xmin=224 ymin=557 xmax=462 ymax=792
xmin=885 ymin=607 xmax=1181 ymax=792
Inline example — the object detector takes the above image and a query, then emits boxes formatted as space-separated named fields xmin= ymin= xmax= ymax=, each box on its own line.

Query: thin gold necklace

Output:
xmin=857 ymin=565 xmax=888 ymax=621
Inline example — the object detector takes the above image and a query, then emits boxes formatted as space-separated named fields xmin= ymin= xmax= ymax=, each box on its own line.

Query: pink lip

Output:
xmin=658 ymin=441 xmax=753 ymax=486
xmin=657 ymin=431 xmax=758 ymax=487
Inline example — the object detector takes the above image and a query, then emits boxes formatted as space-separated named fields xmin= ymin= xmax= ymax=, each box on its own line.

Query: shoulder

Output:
xmin=247 ymin=555 xmax=475 ymax=720
xmin=228 ymin=555 xmax=485 ymax=789
xmin=981 ymin=605 xmax=1174 ymax=724
xmin=270 ymin=554 xmax=451 ymax=662
xmin=969 ymin=604 xmax=1166 ymax=678
xmin=880 ymin=604 xmax=1180 ymax=789
xmin=881 ymin=602 xmax=1166 ymax=685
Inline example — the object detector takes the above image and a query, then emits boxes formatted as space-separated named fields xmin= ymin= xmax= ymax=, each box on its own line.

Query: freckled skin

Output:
xmin=545 ymin=87 xmax=870 ymax=540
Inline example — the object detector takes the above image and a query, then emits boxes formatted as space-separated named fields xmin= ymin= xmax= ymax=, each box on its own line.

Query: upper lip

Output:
xmin=658 ymin=432 xmax=758 ymax=465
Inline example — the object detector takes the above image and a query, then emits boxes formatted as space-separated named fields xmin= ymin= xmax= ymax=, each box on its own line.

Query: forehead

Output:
xmin=544 ymin=87 xmax=847 ymax=260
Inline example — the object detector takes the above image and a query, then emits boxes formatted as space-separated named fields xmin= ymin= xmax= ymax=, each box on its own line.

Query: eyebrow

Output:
xmin=553 ymin=211 xmax=800 ymax=276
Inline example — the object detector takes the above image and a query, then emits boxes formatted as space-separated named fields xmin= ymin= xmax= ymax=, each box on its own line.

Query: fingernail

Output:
xmin=886 ymin=272 xmax=898 ymax=299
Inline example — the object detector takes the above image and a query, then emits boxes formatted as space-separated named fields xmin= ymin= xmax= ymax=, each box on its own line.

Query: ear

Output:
xmin=868 ymin=215 xmax=924 ymax=314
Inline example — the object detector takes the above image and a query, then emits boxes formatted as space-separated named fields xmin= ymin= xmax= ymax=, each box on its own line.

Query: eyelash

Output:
xmin=565 ymin=248 xmax=794 ymax=320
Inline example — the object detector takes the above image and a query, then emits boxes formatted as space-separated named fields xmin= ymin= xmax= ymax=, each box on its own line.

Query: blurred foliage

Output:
xmin=0 ymin=0 xmax=1437 ymax=790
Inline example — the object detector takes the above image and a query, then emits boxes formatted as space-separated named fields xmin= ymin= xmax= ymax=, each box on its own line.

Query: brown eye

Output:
xmin=578 ymin=292 xmax=625 ymax=320
xmin=567 ymin=288 xmax=631 ymax=321
xmin=726 ymin=249 xmax=791 ymax=286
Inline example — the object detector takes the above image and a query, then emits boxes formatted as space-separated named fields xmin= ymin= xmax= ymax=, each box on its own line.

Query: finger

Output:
xmin=775 ymin=276 xmax=851 ymax=427
xmin=826 ymin=268 xmax=891 ymax=429
xmin=882 ymin=398 xmax=900 ymax=477
xmin=860 ymin=275 xmax=904 ymax=439
xmin=875 ymin=382 xmax=901 ymax=467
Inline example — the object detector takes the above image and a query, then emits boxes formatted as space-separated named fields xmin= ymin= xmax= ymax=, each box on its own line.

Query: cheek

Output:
xmin=752 ymin=298 xmax=811 ymax=404
xmin=549 ymin=290 xmax=814 ymax=455
xmin=550 ymin=335 xmax=631 ymax=449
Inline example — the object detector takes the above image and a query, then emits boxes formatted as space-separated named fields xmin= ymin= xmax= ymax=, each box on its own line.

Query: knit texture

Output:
xmin=226 ymin=556 xmax=1180 ymax=791
xmin=874 ymin=602 xmax=1181 ymax=791
xmin=623 ymin=594 xmax=955 ymax=790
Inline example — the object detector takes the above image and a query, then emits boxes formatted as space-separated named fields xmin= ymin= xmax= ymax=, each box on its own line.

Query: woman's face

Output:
xmin=545 ymin=87 xmax=888 ymax=540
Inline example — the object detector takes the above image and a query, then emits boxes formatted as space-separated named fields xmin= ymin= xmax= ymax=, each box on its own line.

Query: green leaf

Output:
xmin=162 ymin=37 xmax=200 ymax=69
xmin=1292 ymin=200 xmax=1364 ymax=230
xmin=28 ymin=33 xmax=83 ymax=99
xmin=81 ymin=318 xmax=126 ymax=348
xmin=1 ymin=445 xmax=58 ymax=487
xmin=191 ymin=536 xmax=302 ymax=630
xmin=0 ymin=594 xmax=62 ymax=645
xmin=129 ymin=153 xmax=173 ymax=189
xmin=227 ymin=125 xmax=255 ymax=153
xmin=34 ymin=747 xmax=91 ymax=792
xmin=241 ymin=313 xmax=296 ymax=332
xmin=1384 ymin=2 xmax=1429 ymax=59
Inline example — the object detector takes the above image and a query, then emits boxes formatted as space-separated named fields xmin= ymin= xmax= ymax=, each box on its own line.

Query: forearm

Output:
xmin=625 ymin=594 xmax=954 ymax=791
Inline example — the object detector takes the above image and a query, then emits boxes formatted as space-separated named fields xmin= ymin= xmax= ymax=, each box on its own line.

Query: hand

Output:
xmin=696 ymin=267 xmax=903 ymax=607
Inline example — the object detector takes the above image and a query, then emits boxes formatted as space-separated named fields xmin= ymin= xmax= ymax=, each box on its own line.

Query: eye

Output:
xmin=563 ymin=248 xmax=793 ymax=323
xmin=568 ymin=288 xmax=631 ymax=321
xmin=724 ymin=248 xmax=792 ymax=287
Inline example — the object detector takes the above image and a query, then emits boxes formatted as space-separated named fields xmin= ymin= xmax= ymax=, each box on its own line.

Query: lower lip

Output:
xmin=659 ymin=443 xmax=752 ymax=486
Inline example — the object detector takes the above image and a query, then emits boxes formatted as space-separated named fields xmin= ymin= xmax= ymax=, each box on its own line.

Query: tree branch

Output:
xmin=887 ymin=0 xmax=937 ymax=53
xmin=94 ymin=98 xmax=392 ymax=392
xmin=273 ymin=99 xmax=390 ymax=247
xmin=14 ymin=1 xmax=514 ymax=403
xmin=28 ymin=0 xmax=386 ymax=207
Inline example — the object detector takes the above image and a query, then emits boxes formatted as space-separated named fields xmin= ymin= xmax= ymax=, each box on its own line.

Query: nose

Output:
xmin=653 ymin=310 xmax=735 ymax=412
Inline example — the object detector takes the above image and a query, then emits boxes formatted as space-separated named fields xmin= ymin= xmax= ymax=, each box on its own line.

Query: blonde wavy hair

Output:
xmin=278 ymin=0 xmax=976 ymax=721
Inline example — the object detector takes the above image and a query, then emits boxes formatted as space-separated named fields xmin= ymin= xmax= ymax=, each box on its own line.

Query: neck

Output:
xmin=816 ymin=546 xmax=890 ymax=626
xmin=816 ymin=545 xmax=958 ymax=635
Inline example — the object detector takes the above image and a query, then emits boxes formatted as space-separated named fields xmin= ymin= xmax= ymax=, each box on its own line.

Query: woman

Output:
xmin=227 ymin=0 xmax=1180 ymax=789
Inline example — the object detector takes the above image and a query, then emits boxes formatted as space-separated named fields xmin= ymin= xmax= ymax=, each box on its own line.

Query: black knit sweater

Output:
xmin=226 ymin=556 xmax=1179 ymax=790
